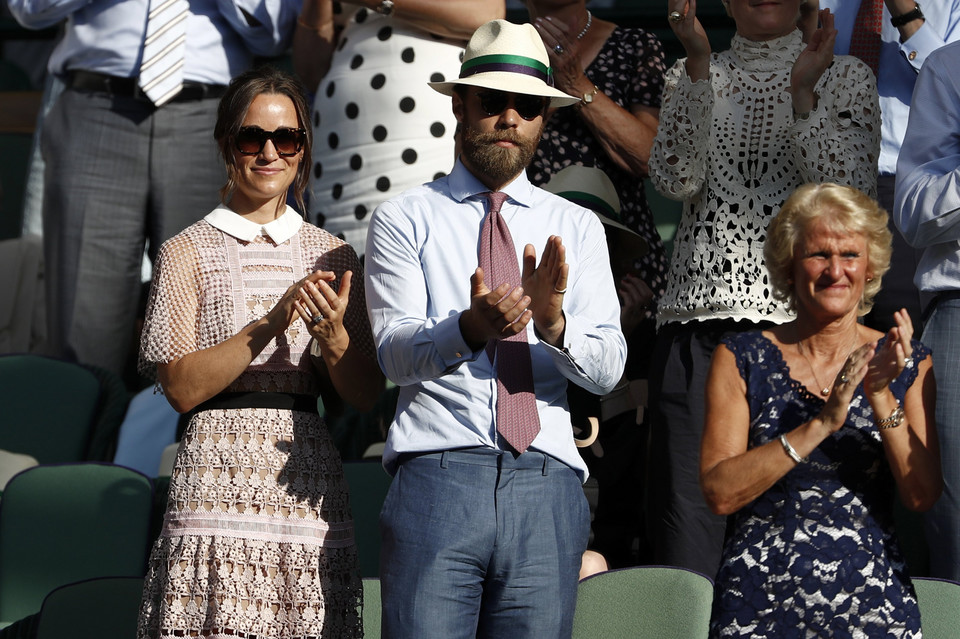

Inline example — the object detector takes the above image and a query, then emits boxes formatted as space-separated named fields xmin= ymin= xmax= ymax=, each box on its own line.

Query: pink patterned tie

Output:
xmin=479 ymin=191 xmax=541 ymax=453
xmin=849 ymin=0 xmax=883 ymax=76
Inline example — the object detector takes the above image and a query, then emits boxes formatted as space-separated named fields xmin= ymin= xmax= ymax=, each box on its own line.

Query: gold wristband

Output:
xmin=297 ymin=15 xmax=333 ymax=33
xmin=877 ymin=400 xmax=905 ymax=430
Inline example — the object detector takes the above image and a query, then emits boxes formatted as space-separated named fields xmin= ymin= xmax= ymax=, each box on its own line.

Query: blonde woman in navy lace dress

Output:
xmin=702 ymin=184 xmax=942 ymax=637
xmin=137 ymin=67 xmax=383 ymax=639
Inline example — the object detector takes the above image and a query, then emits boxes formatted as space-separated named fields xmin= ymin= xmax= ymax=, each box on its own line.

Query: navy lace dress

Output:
xmin=711 ymin=330 xmax=927 ymax=638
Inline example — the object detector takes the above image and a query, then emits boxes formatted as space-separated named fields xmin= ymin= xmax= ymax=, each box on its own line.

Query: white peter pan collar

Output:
xmin=204 ymin=204 xmax=303 ymax=244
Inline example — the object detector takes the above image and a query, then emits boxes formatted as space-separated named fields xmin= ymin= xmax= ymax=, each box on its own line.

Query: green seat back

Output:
xmin=0 ymin=463 xmax=153 ymax=623
xmin=0 ymin=355 xmax=101 ymax=463
xmin=36 ymin=577 xmax=144 ymax=639
xmin=342 ymin=461 xmax=392 ymax=578
xmin=572 ymin=566 xmax=713 ymax=639
xmin=914 ymin=577 xmax=960 ymax=639
xmin=362 ymin=578 xmax=382 ymax=636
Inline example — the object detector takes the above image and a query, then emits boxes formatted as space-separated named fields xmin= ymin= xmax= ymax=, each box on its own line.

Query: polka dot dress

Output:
xmin=309 ymin=3 xmax=464 ymax=254
xmin=528 ymin=27 xmax=669 ymax=311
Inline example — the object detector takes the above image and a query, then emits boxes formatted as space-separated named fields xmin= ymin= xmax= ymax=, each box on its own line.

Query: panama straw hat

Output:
xmin=429 ymin=19 xmax=580 ymax=107
xmin=543 ymin=165 xmax=649 ymax=257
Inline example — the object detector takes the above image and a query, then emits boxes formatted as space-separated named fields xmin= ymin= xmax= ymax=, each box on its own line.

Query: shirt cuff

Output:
xmin=900 ymin=22 xmax=944 ymax=71
xmin=435 ymin=312 xmax=480 ymax=367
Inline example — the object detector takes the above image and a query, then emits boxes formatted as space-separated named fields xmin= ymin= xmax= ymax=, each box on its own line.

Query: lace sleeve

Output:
xmin=790 ymin=57 xmax=880 ymax=198
xmin=138 ymin=232 xmax=202 ymax=380
xmin=328 ymin=243 xmax=377 ymax=364
xmin=649 ymin=58 xmax=715 ymax=201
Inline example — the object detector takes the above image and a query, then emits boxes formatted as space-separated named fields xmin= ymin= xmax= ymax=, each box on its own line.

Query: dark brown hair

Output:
xmin=214 ymin=65 xmax=313 ymax=214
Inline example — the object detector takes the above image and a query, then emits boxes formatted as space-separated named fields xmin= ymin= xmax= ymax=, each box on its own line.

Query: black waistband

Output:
xmin=66 ymin=70 xmax=226 ymax=102
xmin=193 ymin=392 xmax=318 ymax=414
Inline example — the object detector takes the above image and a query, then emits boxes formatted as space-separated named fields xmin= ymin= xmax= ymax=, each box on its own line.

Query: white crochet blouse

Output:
xmin=650 ymin=30 xmax=880 ymax=327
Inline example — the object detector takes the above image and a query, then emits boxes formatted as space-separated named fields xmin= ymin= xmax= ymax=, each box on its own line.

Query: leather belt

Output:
xmin=67 ymin=70 xmax=227 ymax=103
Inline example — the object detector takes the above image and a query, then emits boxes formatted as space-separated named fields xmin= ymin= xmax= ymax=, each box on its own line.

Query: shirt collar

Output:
xmin=205 ymin=204 xmax=303 ymax=243
xmin=448 ymin=159 xmax=537 ymax=211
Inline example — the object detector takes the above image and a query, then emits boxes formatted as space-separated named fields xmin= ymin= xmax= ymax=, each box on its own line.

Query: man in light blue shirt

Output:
xmin=7 ymin=0 xmax=298 ymax=382
xmin=895 ymin=39 xmax=960 ymax=582
xmin=816 ymin=0 xmax=960 ymax=331
xmin=364 ymin=19 xmax=626 ymax=638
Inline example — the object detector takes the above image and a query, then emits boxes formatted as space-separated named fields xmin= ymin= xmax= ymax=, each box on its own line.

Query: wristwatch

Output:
xmin=580 ymin=85 xmax=600 ymax=108
xmin=890 ymin=2 xmax=924 ymax=28
xmin=375 ymin=0 xmax=395 ymax=15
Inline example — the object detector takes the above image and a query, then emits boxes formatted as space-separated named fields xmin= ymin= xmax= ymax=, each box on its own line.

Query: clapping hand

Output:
xmin=294 ymin=270 xmax=353 ymax=352
xmin=669 ymin=0 xmax=711 ymax=81
xmin=534 ymin=16 xmax=585 ymax=97
xmin=791 ymin=8 xmax=837 ymax=114
xmin=459 ymin=269 xmax=532 ymax=351
xmin=522 ymin=235 xmax=569 ymax=346
xmin=865 ymin=308 xmax=913 ymax=395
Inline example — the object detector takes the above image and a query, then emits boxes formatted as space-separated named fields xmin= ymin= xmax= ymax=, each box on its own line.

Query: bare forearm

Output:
xmin=702 ymin=418 xmax=832 ymax=515
xmin=886 ymin=0 xmax=924 ymax=41
xmin=292 ymin=0 xmax=337 ymax=90
xmin=158 ymin=317 xmax=280 ymax=413
xmin=356 ymin=0 xmax=504 ymax=40
xmin=322 ymin=336 xmax=385 ymax=413
xmin=869 ymin=387 xmax=943 ymax=511
xmin=577 ymin=97 xmax=659 ymax=176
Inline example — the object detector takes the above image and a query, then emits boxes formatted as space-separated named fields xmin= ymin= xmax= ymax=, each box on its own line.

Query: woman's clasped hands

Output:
xmin=819 ymin=309 xmax=914 ymax=433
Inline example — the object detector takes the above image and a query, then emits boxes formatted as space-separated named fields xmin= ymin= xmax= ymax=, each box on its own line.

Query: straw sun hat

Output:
xmin=543 ymin=165 xmax=649 ymax=258
xmin=429 ymin=19 xmax=580 ymax=108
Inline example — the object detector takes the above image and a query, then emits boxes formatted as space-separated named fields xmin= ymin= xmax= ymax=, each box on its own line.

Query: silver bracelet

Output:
xmin=780 ymin=434 xmax=806 ymax=464
xmin=878 ymin=400 xmax=905 ymax=430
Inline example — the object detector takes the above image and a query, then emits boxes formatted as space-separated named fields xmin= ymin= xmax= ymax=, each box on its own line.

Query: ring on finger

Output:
xmin=839 ymin=372 xmax=849 ymax=384
xmin=669 ymin=10 xmax=684 ymax=23
xmin=554 ymin=287 xmax=567 ymax=294
xmin=554 ymin=44 xmax=565 ymax=55
xmin=311 ymin=314 xmax=324 ymax=325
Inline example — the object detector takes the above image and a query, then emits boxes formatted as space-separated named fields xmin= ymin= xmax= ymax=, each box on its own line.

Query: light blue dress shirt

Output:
xmin=821 ymin=0 xmax=960 ymax=175
xmin=894 ymin=40 xmax=960 ymax=293
xmin=364 ymin=160 xmax=627 ymax=482
xmin=7 ymin=0 xmax=298 ymax=84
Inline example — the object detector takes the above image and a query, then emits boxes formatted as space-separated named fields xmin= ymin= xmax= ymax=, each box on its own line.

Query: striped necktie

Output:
xmin=479 ymin=191 xmax=542 ymax=454
xmin=138 ymin=0 xmax=189 ymax=106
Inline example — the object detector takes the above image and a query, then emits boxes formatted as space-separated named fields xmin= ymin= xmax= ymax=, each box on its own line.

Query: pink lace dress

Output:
xmin=136 ymin=210 xmax=370 ymax=638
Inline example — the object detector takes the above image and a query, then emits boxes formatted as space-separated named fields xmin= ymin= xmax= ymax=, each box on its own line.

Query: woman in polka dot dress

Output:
xmin=294 ymin=0 xmax=505 ymax=256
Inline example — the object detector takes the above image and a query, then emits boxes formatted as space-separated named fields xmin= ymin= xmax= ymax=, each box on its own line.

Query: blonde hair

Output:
xmin=764 ymin=183 xmax=891 ymax=316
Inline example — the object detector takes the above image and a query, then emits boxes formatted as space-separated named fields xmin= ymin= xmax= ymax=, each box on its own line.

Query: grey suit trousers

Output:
xmin=41 ymin=88 xmax=225 ymax=377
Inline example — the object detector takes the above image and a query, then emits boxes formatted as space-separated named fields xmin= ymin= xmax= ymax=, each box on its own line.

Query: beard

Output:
xmin=460 ymin=121 xmax=543 ymax=185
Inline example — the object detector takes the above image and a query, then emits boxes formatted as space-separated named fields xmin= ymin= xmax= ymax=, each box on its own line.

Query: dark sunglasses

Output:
xmin=235 ymin=126 xmax=306 ymax=156
xmin=476 ymin=90 xmax=547 ymax=121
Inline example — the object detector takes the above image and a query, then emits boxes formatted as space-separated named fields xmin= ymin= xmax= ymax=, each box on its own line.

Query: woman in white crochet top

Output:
xmin=644 ymin=0 xmax=880 ymax=580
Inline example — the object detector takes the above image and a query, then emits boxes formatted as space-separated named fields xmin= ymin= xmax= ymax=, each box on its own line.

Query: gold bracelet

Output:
xmin=296 ymin=15 xmax=333 ymax=33
xmin=877 ymin=400 xmax=905 ymax=430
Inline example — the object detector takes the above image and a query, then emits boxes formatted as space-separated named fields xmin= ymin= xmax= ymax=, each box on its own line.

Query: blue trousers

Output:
xmin=922 ymin=296 xmax=960 ymax=581
xmin=379 ymin=448 xmax=589 ymax=639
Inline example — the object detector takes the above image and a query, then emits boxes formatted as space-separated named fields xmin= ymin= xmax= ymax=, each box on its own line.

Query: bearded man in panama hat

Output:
xmin=364 ymin=18 xmax=627 ymax=639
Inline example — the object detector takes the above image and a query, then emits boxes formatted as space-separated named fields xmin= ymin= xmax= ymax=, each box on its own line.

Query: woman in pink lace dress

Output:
xmin=136 ymin=66 xmax=383 ymax=639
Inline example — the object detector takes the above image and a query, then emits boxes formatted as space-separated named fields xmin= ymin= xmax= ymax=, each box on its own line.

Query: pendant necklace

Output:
xmin=796 ymin=328 xmax=858 ymax=397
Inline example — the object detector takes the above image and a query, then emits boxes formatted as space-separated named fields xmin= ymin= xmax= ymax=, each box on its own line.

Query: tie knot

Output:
xmin=486 ymin=191 xmax=509 ymax=214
